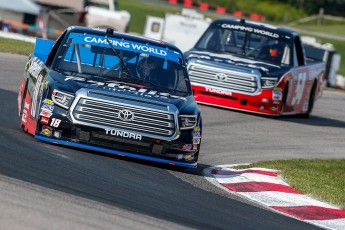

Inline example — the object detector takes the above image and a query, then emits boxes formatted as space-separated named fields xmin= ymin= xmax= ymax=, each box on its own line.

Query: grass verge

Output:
xmin=235 ymin=159 xmax=345 ymax=209
xmin=0 ymin=37 xmax=34 ymax=55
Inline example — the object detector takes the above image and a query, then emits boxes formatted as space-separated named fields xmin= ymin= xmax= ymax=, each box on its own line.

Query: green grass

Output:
xmin=0 ymin=37 xmax=34 ymax=55
xmin=235 ymin=159 xmax=345 ymax=209
xmin=119 ymin=0 xmax=180 ymax=34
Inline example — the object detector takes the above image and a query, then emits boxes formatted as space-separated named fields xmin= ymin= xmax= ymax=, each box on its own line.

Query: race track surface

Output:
xmin=1 ymin=52 xmax=344 ymax=229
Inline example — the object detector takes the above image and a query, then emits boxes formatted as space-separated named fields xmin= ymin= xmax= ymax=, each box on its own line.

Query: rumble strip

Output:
xmin=203 ymin=165 xmax=345 ymax=230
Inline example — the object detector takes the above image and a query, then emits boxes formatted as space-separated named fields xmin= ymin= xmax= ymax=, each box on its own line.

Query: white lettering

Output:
xmin=105 ymin=129 xmax=142 ymax=140
xmin=253 ymin=28 xmax=279 ymax=38
xmin=206 ymin=87 xmax=232 ymax=96
xmin=221 ymin=24 xmax=279 ymax=38
xmin=84 ymin=37 xmax=168 ymax=57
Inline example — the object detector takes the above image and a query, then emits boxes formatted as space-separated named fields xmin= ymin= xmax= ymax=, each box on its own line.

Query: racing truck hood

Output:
xmin=185 ymin=50 xmax=290 ymax=78
xmin=48 ymin=70 xmax=195 ymax=112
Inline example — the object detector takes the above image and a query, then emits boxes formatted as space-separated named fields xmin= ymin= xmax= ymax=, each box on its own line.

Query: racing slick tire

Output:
xmin=280 ymin=82 xmax=289 ymax=115
xmin=299 ymin=80 xmax=317 ymax=119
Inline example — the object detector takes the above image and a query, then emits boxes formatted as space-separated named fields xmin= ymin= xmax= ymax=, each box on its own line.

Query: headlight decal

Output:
xmin=261 ymin=77 xmax=278 ymax=89
xmin=179 ymin=114 xmax=197 ymax=130
xmin=52 ymin=89 xmax=75 ymax=109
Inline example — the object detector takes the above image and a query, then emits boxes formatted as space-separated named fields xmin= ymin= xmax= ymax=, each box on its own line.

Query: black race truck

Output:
xmin=18 ymin=26 xmax=202 ymax=168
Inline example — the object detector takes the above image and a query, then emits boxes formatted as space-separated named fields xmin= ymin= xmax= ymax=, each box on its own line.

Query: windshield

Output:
xmin=195 ymin=23 xmax=292 ymax=66
xmin=55 ymin=32 xmax=191 ymax=96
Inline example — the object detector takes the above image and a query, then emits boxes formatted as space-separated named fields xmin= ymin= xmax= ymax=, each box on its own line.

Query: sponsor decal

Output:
xmin=270 ymin=105 xmax=278 ymax=111
xmin=41 ymin=116 xmax=49 ymax=125
xmin=193 ymin=144 xmax=198 ymax=150
xmin=206 ymin=87 xmax=232 ymax=96
xmin=193 ymin=138 xmax=201 ymax=144
xmin=118 ymin=109 xmax=134 ymax=121
xmin=185 ymin=154 xmax=194 ymax=161
xmin=68 ymin=33 xmax=181 ymax=62
xmin=220 ymin=24 xmax=279 ymax=38
xmin=53 ymin=131 xmax=62 ymax=139
xmin=272 ymin=87 xmax=282 ymax=101
xmin=40 ymin=109 xmax=53 ymax=118
xmin=41 ymin=125 xmax=53 ymax=137
xmin=182 ymin=144 xmax=192 ymax=151
xmin=192 ymin=131 xmax=201 ymax=138
xmin=194 ymin=126 xmax=200 ymax=132
xmin=105 ymin=128 xmax=142 ymax=140
xmin=64 ymin=77 xmax=185 ymax=99
xmin=43 ymin=99 xmax=54 ymax=105
xmin=84 ymin=36 xmax=168 ymax=57
xmin=41 ymin=103 xmax=54 ymax=112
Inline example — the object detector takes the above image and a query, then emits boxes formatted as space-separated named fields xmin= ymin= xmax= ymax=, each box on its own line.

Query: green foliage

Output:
xmin=238 ymin=1 xmax=306 ymax=22
xmin=0 ymin=37 xmax=34 ymax=55
xmin=235 ymin=159 xmax=345 ymax=209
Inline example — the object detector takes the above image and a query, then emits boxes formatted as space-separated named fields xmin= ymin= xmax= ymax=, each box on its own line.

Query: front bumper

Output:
xmin=35 ymin=135 xmax=197 ymax=168
xmin=192 ymin=84 xmax=283 ymax=116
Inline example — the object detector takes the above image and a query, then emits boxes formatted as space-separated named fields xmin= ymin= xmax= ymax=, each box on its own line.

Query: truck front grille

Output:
xmin=188 ymin=64 xmax=259 ymax=94
xmin=72 ymin=98 xmax=176 ymax=137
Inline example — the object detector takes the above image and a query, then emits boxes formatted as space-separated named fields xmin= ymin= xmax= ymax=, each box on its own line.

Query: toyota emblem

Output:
xmin=215 ymin=73 xmax=227 ymax=81
xmin=118 ymin=109 xmax=134 ymax=121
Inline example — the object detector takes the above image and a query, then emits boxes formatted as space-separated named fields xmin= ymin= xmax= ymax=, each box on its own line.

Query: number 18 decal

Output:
xmin=50 ymin=118 xmax=61 ymax=127
xmin=291 ymin=72 xmax=306 ymax=106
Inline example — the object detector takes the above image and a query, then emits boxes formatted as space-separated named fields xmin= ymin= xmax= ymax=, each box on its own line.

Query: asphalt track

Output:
xmin=1 ymin=52 xmax=345 ymax=229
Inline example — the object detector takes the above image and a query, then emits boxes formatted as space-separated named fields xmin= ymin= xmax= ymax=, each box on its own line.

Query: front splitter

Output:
xmin=35 ymin=135 xmax=197 ymax=168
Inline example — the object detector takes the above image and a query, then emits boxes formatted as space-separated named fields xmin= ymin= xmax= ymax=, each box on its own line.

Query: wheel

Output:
xmin=299 ymin=81 xmax=317 ymax=118
xmin=280 ymin=83 xmax=289 ymax=115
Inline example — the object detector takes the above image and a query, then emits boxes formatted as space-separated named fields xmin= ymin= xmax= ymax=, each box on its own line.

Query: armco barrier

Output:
xmin=167 ymin=0 xmax=264 ymax=21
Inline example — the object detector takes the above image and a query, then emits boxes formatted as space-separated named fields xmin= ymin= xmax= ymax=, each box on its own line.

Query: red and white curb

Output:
xmin=203 ymin=165 xmax=345 ymax=230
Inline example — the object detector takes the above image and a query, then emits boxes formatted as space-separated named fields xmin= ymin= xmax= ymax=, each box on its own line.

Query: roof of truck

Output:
xmin=211 ymin=18 xmax=299 ymax=37
xmin=61 ymin=26 xmax=185 ymax=63
xmin=64 ymin=26 xmax=184 ymax=57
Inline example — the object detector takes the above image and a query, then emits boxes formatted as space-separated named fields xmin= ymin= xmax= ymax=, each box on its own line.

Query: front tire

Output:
xmin=280 ymin=83 xmax=289 ymax=115
xmin=300 ymin=81 xmax=317 ymax=119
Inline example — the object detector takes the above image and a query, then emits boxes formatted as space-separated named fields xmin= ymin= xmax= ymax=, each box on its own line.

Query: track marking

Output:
xmin=203 ymin=164 xmax=345 ymax=230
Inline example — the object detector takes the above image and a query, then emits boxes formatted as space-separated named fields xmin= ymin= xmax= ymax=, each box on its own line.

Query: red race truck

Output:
xmin=184 ymin=18 xmax=326 ymax=117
